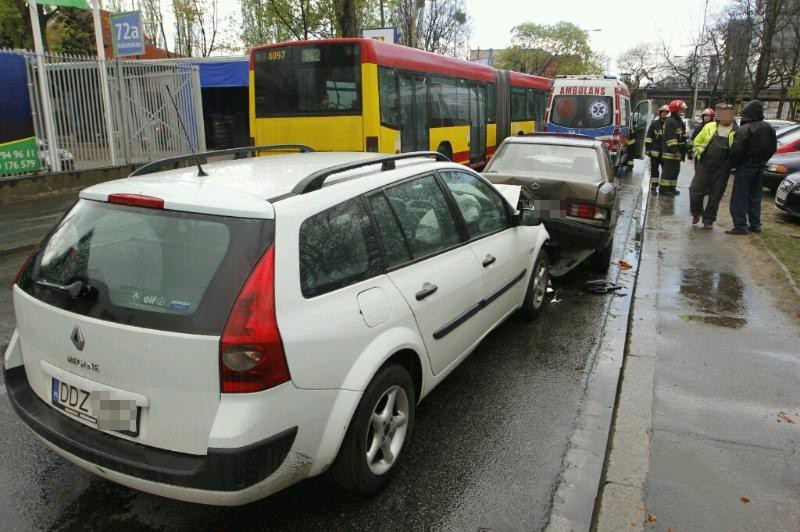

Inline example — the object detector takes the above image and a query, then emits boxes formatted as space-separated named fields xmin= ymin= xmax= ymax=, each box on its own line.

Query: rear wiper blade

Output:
xmin=35 ymin=279 xmax=86 ymax=298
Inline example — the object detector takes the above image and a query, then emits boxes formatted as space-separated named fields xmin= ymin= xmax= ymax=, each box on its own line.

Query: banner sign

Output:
xmin=0 ymin=137 xmax=40 ymax=175
xmin=111 ymin=11 xmax=146 ymax=57
xmin=361 ymin=27 xmax=398 ymax=44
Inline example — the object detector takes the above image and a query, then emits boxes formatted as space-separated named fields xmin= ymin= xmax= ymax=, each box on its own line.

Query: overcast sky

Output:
xmin=466 ymin=0 xmax=724 ymax=74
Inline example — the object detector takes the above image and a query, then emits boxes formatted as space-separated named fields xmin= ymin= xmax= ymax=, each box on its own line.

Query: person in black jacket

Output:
xmin=725 ymin=100 xmax=778 ymax=235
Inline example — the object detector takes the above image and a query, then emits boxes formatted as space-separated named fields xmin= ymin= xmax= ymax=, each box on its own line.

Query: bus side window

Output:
xmin=379 ymin=67 xmax=399 ymax=127
xmin=456 ymin=79 xmax=469 ymax=124
xmin=486 ymin=83 xmax=496 ymax=123
xmin=431 ymin=76 xmax=457 ymax=127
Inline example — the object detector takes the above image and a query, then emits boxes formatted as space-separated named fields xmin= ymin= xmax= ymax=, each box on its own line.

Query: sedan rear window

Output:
xmin=486 ymin=143 xmax=602 ymax=182
xmin=17 ymin=200 xmax=273 ymax=335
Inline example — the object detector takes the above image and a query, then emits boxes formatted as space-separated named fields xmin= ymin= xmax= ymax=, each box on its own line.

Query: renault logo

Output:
xmin=530 ymin=182 xmax=540 ymax=190
xmin=70 ymin=326 xmax=85 ymax=351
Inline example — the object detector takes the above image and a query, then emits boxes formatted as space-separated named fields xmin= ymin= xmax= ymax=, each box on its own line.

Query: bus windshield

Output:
xmin=254 ymin=43 xmax=361 ymax=117
xmin=550 ymin=95 xmax=614 ymax=129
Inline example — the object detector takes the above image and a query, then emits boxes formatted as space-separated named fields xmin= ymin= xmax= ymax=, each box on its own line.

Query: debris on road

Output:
xmin=618 ymin=259 xmax=633 ymax=270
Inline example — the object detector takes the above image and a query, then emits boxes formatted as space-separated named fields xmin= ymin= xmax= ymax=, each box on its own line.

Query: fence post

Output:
xmin=27 ymin=1 xmax=61 ymax=172
xmin=91 ymin=0 xmax=117 ymax=166
xmin=191 ymin=67 xmax=206 ymax=152
xmin=114 ymin=59 xmax=131 ymax=165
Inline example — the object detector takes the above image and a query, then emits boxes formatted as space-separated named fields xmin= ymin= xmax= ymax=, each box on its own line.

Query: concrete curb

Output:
xmin=544 ymin=170 xmax=651 ymax=532
xmin=592 ymin=187 xmax=660 ymax=532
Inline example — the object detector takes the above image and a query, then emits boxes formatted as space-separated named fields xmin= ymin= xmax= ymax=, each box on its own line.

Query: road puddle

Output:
xmin=676 ymin=268 xmax=746 ymax=328
xmin=678 ymin=314 xmax=746 ymax=328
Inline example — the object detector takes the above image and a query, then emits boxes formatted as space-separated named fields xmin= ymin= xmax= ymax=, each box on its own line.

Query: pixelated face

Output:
xmin=717 ymin=108 xmax=734 ymax=125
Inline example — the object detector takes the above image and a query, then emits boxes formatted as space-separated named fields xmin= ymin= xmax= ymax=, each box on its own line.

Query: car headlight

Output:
xmin=767 ymin=164 xmax=788 ymax=173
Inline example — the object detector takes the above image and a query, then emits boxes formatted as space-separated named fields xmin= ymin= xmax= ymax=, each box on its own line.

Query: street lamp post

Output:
xmin=691 ymin=0 xmax=710 ymax=118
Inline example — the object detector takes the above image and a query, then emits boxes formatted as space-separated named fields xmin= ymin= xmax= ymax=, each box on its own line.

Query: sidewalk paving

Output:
xmin=596 ymin=163 xmax=800 ymax=531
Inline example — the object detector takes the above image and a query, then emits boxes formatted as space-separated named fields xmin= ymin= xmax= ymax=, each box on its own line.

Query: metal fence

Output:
xmin=16 ymin=50 xmax=205 ymax=172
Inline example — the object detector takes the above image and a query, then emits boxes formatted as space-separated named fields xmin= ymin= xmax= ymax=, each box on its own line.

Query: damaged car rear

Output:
xmin=483 ymin=134 xmax=620 ymax=275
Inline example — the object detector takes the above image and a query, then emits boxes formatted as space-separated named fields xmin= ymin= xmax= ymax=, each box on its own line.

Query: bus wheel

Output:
xmin=436 ymin=143 xmax=453 ymax=161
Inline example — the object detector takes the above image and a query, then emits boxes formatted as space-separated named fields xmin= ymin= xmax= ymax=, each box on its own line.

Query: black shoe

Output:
xmin=691 ymin=215 xmax=700 ymax=224
xmin=749 ymin=226 xmax=762 ymax=233
xmin=672 ymin=189 xmax=681 ymax=196
xmin=725 ymin=228 xmax=748 ymax=235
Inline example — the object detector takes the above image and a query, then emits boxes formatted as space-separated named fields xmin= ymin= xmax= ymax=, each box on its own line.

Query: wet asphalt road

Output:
xmin=0 ymin=171 xmax=642 ymax=532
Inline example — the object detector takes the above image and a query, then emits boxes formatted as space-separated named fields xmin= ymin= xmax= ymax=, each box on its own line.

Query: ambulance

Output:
xmin=546 ymin=75 xmax=652 ymax=158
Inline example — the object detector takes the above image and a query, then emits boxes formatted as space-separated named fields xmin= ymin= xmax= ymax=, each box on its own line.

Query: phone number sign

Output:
xmin=0 ymin=137 xmax=40 ymax=175
xmin=111 ymin=11 xmax=145 ymax=57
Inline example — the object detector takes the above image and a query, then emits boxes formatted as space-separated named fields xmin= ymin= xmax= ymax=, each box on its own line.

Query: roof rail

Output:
xmin=129 ymin=145 xmax=314 ymax=177
xmin=290 ymin=151 xmax=450 ymax=195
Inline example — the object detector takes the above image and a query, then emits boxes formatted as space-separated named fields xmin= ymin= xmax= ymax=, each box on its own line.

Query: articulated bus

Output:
xmin=249 ymin=38 xmax=551 ymax=166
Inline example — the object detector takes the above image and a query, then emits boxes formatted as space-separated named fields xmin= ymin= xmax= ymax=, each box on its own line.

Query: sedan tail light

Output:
xmin=220 ymin=245 xmax=290 ymax=393
xmin=566 ymin=202 xmax=608 ymax=221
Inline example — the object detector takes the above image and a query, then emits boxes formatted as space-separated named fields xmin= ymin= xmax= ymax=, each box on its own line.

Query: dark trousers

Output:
xmin=730 ymin=166 xmax=764 ymax=231
xmin=649 ymin=156 xmax=662 ymax=186
xmin=690 ymin=166 xmax=729 ymax=223
xmin=660 ymin=159 xmax=680 ymax=190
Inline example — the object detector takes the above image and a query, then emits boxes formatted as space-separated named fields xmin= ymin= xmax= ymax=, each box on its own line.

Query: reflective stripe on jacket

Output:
xmin=661 ymin=115 xmax=685 ymax=160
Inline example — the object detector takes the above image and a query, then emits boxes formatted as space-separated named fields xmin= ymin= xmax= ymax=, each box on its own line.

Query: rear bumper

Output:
xmin=4 ymin=364 xmax=296 ymax=494
xmin=544 ymin=218 xmax=613 ymax=251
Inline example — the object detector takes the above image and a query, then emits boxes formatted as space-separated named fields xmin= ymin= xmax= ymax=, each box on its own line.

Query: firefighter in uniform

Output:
xmin=659 ymin=99 xmax=687 ymax=195
xmin=645 ymin=105 xmax=670 ymax=191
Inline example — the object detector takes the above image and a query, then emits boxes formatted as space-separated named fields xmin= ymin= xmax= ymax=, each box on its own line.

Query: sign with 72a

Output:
xmin=111 ymin=11 xmax=145 ymax=57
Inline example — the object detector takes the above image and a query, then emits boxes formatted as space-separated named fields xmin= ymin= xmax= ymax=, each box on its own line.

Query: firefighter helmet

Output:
xmin=658 ymin=104 xmax=670 ymax=114
xmin=668 ymin=99 xmax=687 ymax=114
xmin=701 ymin=107 xmax=715 ymax=119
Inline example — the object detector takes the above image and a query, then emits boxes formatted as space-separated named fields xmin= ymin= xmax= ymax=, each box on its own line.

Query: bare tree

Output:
xmin=173 ymin=0 xmax=221 ymax=57
xmin=617 ymin=43 xmax=660 ymax=94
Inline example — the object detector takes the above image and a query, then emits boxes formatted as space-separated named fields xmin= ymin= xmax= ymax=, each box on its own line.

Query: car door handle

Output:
xmin=482 ymin=254 xmax=496 ymax=267
xmin=415 ymin=283 xmax=438 ymax=301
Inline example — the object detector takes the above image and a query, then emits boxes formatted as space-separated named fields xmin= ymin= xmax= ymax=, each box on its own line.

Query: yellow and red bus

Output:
xmin=249 ymin=38 xmax=551 ymax=167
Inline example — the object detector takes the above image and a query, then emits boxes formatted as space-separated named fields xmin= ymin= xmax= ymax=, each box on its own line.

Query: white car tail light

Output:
xmin=220 ymin=246 xmax=290 ymax=393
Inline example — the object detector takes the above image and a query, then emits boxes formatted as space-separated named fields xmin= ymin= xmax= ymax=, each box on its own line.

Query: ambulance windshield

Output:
xmin=551 ymin=95 xmax=614 ymax=129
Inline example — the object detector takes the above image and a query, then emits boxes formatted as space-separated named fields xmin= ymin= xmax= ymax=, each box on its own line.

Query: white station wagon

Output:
xmin=4 ymin=148 xmax=549 ymax=505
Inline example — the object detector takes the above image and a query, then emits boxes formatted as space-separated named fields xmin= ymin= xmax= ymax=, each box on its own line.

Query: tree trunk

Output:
xmin=337 ymin=0 xmax=357 ymax=37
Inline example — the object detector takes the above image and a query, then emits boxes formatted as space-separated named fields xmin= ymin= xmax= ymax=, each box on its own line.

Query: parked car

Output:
xmin=763 ymin=151 xmax=800 ymax=192
xmin=4 ymin=148 xmax=550 ymax=506
xmin=766 ymin=119 xmax=797 ymax=131
xmin=775 ymin=126 xmax=800 ymax=155
xmin=38 ymin=139 xmax=74 ymax=171
xmin=483 ymin=133 xmax=620 ymax=275
xmin=775 ymin=173 xmax=800 ymax=218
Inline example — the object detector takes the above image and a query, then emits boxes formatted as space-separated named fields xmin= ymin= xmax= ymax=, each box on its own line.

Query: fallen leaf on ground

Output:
xmin=647 ymin=514 xmax=657 ymax=522
xmin=740 ymin=497 xmax=751 ymax=503
xmin=777 ymin=411 xmax=796 ymax=424
xmin=619 ymin=260 xmax=633 ymax=270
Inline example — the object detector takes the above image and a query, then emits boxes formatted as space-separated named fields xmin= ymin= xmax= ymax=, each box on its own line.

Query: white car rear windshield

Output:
xmin=486 ymin=143 xmax=601 ymax=182
xmin=17 ymin=199 xmax=273 ymax=335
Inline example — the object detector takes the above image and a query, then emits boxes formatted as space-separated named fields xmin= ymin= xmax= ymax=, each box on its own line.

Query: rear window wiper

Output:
xmin=35 ymin=279 xmax=90 ymax=298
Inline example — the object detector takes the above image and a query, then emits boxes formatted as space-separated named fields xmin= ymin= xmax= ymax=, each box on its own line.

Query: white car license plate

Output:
xmin=776 ymin=188 xmax=787 ymax=203
xmin=51 ymin=379 xmax=139 ymax=435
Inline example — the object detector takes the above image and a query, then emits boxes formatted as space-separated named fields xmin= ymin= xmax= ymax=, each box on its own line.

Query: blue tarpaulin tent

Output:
xmin=196 ymin=59 xmax=249 ymax=88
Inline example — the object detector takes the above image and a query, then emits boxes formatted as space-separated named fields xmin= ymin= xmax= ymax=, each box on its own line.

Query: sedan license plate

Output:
xmin=51 ymin=379 xmax=139 ymax=435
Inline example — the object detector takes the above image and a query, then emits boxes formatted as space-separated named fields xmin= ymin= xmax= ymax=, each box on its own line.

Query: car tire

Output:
xmin=436 ymin=143 xmax=453 ymax=161
xmin=589 ymin=236 xmax=614 ymax=273
xmin=328 ymin=363 xmax=416 ymax=495
xmin=521 ymin=250 xmax=549 ymax=320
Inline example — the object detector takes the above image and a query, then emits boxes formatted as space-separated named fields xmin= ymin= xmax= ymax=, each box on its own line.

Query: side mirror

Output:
xmin=519 ymin=208 xmax=543 ymax=226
